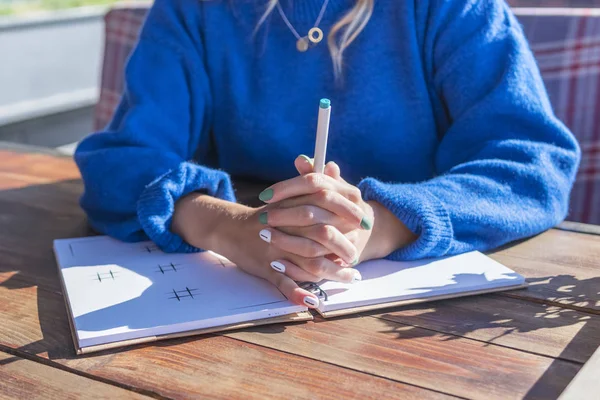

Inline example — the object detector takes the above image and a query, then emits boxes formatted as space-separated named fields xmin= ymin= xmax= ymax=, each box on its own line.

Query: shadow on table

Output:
xmin=374 ymin=273 xmax=600 ymax=399
xmin=0 ymin=178 xmax=90 ymax=364
xmin=0 ymin=177 xmax=278 ymax=364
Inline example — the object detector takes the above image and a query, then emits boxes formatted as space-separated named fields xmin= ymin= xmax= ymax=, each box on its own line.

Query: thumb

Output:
xmin=295 ymin=154 xmax=314 ymax=176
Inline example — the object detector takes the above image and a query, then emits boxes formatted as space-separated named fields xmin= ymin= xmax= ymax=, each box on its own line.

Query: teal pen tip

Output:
xmin=319 ymin=98 xmax=331 ymax=109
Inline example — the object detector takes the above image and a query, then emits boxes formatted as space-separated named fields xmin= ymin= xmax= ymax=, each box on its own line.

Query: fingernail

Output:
xmin=259 ymin=212 xmax=268 ymax=224
xmin=360 ymin=216 xmax=373 ymax=230
xmin=299 ymin=154 xmax=314 ymax=165
xmin=303 ymin=296 xmax=319 ymax=307
xmin=351 ymin=257 xmax=360 ymax=266
xmin=259 ymin=188 xmax=274 ymax=202
xmin=351 ymin=270 xmax=362 ymax=283
xmin=259 ymin=229 xmax=271 ymax=243
xmin=270 ymin=261 xmax=286 ymax=273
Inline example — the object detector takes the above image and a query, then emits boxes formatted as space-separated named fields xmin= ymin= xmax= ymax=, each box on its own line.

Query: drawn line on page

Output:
xmin=144 ymin=244 xmax=160 ymax=253
xmin=93 ymin=270 xmax=119 ymax=283
xmin=168 ymin=288 xmax=200 ymax=301
xmin=69 ymin=244 xmax=74 ymax=257
xmin=156 ymin=263 xmax=181 ymax=274
xmin=229 ymin=300 xmax=288 ymax=310
xmin=185 ymin=287 xmax=194 ymax=299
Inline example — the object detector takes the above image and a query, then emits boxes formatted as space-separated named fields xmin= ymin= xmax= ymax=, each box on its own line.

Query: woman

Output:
xmin=75 ymin=0 xmax=580 ymax=308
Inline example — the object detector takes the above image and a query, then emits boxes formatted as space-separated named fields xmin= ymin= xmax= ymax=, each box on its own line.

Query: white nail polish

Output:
xmin=259 ymin=229 xmax=271 ymax=243
xmin=303 ymin=296 xmax=318 ymax=307
xmin=270 ymin=261 xmax=286 ymax=273
xmin=352 ymin=270 xmax=362 ymax=283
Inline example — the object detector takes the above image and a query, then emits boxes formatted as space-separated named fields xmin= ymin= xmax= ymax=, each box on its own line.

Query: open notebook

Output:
xmin=306 ymin=251 xmax=527 ymax=317
xmin=53 ymin=236 xmax=311 ymax=354
xmin=54 ymin=236 xmax=526 ymax=354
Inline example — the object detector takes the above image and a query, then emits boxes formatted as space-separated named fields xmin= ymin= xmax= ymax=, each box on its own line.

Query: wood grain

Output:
xmin=1 ymin=146 xmax=598 ymax=399
xmin=0 ymin=280 xmax=448 ymax=399
xmin=370 ymin=294 xmax=600 ymax=364
xmin=226 ymin=315 xmax=581 ymax=400
xmin=0 ymin=351 xmax=147 ymax=400
xmin=489 ymin=230 xmax=600 ymax=313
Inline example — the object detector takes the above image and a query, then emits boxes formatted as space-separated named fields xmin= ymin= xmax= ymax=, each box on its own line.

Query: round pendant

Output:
xmin=296 ymin=37 xmax=309 ymax=52
xmin=308 ymin=27 xmax=323 ymax=44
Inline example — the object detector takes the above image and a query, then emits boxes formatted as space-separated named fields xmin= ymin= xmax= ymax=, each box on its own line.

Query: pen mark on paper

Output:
xmin=144 ymin=244 xmax=160 ymax=253
xmin=93 ymin=270 xmax=119 ymax=283
xmin=156 ymin=263 xmax=181 ymax=274
xmin=229 ymin=300 xmax=286 ymax=310
xmin=168 ymin=287 xmax=199 ymax=301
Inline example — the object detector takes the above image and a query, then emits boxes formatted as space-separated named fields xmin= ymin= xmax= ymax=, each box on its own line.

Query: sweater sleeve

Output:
xmin=358 ymin=0 xmax=580 ymax=260
xmin=74 ymin=0 xmax=235 ymax=253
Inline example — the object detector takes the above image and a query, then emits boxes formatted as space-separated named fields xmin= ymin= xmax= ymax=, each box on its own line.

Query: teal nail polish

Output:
xmin=351 ymin=257 xmax=360 ymax=266
xmin=259 ymin=188 xmax=274 ymax=202
xmin=299 ymin=154 xmax=313 ymax=164
xmin=360 ymin=216 xmax=373 ymax=230
xmin=259 ymin=212 xmax=268 ymax=224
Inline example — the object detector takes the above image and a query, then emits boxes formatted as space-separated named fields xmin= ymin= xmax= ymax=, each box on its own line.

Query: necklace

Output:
xmin=276 ymin=0 xmax=330 ymax=52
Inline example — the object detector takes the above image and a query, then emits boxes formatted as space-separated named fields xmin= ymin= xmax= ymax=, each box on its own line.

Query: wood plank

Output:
xmin=370 ymin=294 xmax=600 ymax=364
xmin=558 ymin=346 xmax=600 ymax=400
xmin=226 ymin=315 xmax=581 ymax=400
xmin=0 ymin=285 xmax=449 ymax=400
xmin=0 ymin=148 xmax=594 ymax=398
xmin=489 ymin=229 xmax=600 ymax=313
xmin=0 ymin=351 xmax=148 ymax=400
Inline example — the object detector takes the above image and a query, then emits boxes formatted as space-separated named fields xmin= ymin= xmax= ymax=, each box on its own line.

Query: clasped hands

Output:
xmin=252 ymin=155 xmax=375 ymax=306
xmin=173 ymin=155 xmax=415 ymax=308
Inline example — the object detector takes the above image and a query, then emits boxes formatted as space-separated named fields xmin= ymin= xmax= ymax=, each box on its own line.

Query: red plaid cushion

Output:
xmin=93 ymin=4 xmax=149 ymax=132
xmin=514 ymin=8 xmax=600 ymax=224
xmin=93 ymin=6 xmax=600 ymax=225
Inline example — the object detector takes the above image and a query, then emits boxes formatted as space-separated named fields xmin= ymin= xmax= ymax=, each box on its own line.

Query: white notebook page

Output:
xmin=317 ymin=251 xmax=525 ymax=312
xmin=54 ymin=236 xmax=306 ymax=349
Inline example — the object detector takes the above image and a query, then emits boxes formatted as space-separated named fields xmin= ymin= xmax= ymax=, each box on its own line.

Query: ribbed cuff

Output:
xmin=358 ymin=178 xmax=453 ymax=260
xmin=137 ymin=162 xmax=236 ymax=253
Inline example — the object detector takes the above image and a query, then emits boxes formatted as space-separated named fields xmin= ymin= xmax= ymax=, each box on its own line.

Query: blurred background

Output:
xmin=0 ymin=0 xmax=143 ymax=154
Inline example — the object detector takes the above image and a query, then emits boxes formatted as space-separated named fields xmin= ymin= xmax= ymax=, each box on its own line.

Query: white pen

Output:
xmin=313 ymin=98 xmax=331 ymax=174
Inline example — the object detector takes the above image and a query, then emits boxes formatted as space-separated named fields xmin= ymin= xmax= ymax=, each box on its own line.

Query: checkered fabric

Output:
xmin=93 ymin=6 xmax=600 ymax=225
xmin=93 ymin=5 xmax=149 ymax=131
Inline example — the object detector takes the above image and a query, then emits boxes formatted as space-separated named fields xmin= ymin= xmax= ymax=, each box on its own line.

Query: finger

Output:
xmin=264 ymin=269 xmax=319 ymax=308
xmin=274 ymin=190 xmax=366 ymax=229
xmin=259 ymin=173 xmax=361 ymax=204
xmin=324 ymin=161 xmax=341 ymax=180
xmin=259 ymin=228 xmax=330 ymax=258
xmin=263 ymin=205 xmax=346 ymax=228
xmin=269 ymin=259 xmax=321 ymax=283
xmin=294 ymin=155 xmax=314 ymax=176
xmin=297 ymin=256 xmax=362 ymax=284
xmin=282 ymin=225 xmax=358 ymax=265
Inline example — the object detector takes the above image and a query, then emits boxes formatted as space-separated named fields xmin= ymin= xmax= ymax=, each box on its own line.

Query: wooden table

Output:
xmin=1 ymin=143 xmax=599 ymax=400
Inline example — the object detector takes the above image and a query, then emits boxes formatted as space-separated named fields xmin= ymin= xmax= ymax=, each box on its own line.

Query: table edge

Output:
xmin=0 ymin=143 xmax=598 ymax=237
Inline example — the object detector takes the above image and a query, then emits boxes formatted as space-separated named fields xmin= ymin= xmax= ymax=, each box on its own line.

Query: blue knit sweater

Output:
xmin=75 ymin=0 xmax=580 ymax=260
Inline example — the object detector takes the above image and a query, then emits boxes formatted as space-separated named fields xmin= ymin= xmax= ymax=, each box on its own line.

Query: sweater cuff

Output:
xmin=137 ymin=162 xmax=236 ymax=253
xmin=358 ymin=178 xmax=453 ymax=260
